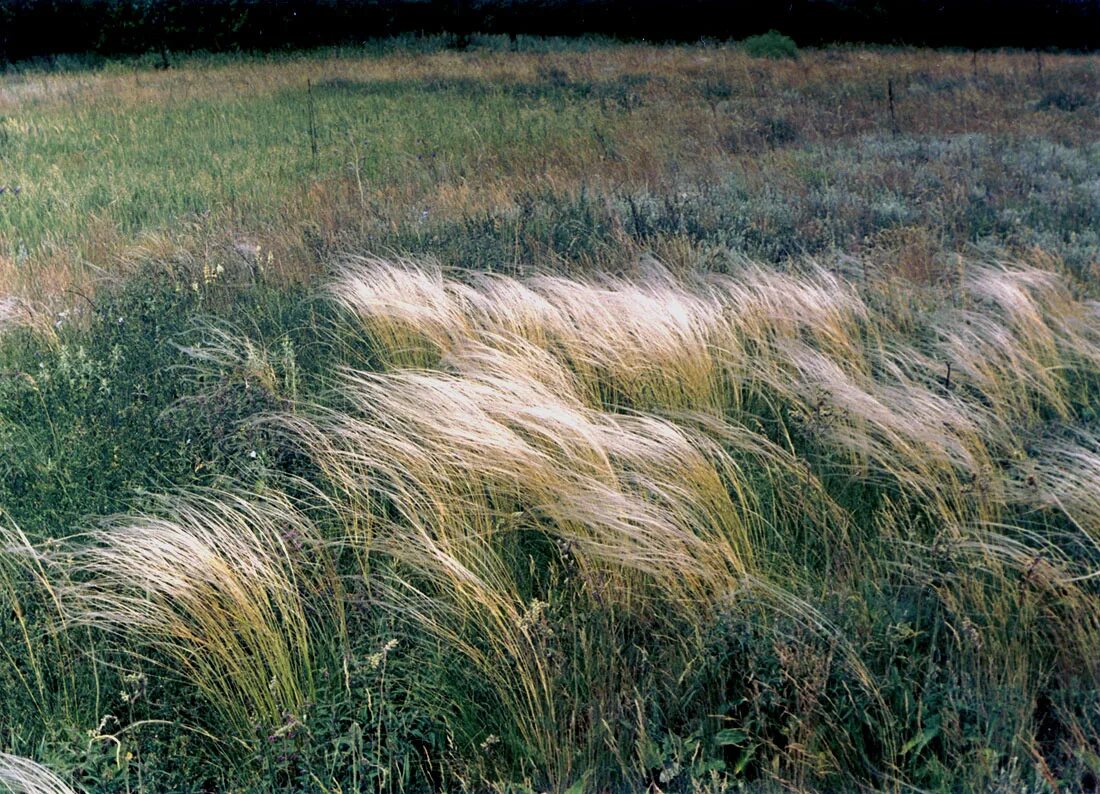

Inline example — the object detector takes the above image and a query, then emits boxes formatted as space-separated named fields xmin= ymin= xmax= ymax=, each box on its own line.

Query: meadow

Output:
xmin=1 ymin=34 xmax=1100 ymax=793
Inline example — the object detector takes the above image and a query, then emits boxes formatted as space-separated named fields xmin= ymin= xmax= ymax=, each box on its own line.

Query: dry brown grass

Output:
xmin=1 ymin=42 xmax=1096 ymax=301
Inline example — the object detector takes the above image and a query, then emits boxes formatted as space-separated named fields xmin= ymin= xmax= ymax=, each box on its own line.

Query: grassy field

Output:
xmin=1 ymin=35 xmax=1100 ymax=793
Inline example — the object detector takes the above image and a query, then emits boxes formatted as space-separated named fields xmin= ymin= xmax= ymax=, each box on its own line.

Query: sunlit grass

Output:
xmin=3 ymin=246 xmax=1100 ymax=790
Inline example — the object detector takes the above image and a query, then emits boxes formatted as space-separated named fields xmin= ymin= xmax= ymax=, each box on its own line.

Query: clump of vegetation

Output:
xmin=1036 ymin=89 xmax=1091 ymax=112
xmin=741 ymin=30 xmax=799 ymax=59
xmin=5 ymin=246 xmax=1100 ymax=791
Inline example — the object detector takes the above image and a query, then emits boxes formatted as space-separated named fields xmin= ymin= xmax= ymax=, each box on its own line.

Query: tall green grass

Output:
xmin=4 ymin=248 xmax=1099 ymax=791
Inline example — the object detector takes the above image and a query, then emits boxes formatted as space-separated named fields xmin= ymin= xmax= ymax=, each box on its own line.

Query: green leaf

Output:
xmin=1075 ymin=747 xmax=1100 ymax=773
xmin=900 ymin=725 xmax=940 ymax=756
xmin=715 ymin=728 xmax=749 ymax=746
xmin=733 ymin=745 xmax=759 ymax=775
xmin=565 ymin=777 xmax=587 ymax=794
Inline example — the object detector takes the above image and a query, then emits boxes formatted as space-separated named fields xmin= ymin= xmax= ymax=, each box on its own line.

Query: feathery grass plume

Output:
xmin=936 ymin=260 xmax=1100 ymax=424
xmin=513 ymin=264 xmax=727 ymax=411
xmin=0 ymin=519 xmax=94 ymax=742
xmin=285 ymin=343 xmax=756 ymax=601
xmin=328 ymin=256 xmax=472 ymax=369
xmin=936 ymin=308 xmax=1067 ymax=424
xmin=0 ymin=296 xmax=58 ymax=346
xmin=330 ymin=257 xmax=876 ymax=416
xmin=0 ymin=753 xmax=78 ymax=794
xmin=269 ymin=342 xmax=771 ymax=785
xmin=705 ymin=262 xmax=871 ymax=369
xmin=896 ymin=521 xmax=1100 ymax=776
xmin=1011 ymin=430 xmax=1100 ymax=551
xmin=761 ymin=340 xmax=1000 ymax=522
xmin=224 ymin=250 xmax=1100 ymax=786
xmin=269 ymin=333 xmax=904 ymax=786
xmin=322 ymin=248 xmax=1100 ymax=543
xmin=58 ymin=489 xmax=334 ymax=738
xmin=330 ymin=257 xmax=728 ymax=411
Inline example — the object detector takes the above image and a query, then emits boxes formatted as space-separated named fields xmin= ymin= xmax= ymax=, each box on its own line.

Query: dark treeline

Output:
xmin=2 ymin=0 xmax=1098 ymax=64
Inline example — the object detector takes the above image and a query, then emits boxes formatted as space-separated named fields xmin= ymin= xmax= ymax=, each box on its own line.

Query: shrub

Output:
xmin=757 ymin=116 xmax=800 ymax=147
xmin=1036 ymin=90 xmax=1090 ymax=112
xmin=741 ymin=30 xmax=799 ymax=59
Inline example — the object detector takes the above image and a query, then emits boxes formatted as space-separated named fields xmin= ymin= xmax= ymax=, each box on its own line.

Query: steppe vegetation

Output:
xmin=1 ymin=35 xmax=1100 ymax=793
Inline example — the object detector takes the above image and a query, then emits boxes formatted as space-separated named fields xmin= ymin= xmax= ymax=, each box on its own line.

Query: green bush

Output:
xmin=741 ymin=30 xmax=799 ymax=59
xmin=1036 ymin=89 xmax=1091 ymax=112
